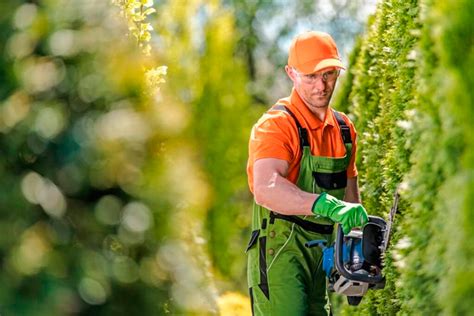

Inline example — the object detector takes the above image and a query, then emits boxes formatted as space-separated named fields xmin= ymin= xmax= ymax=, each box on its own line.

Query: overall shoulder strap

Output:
xmin=332 ymin=109 xmax=352 ymax=144
xmin=272 ymin=104 xmax=310 ymax=150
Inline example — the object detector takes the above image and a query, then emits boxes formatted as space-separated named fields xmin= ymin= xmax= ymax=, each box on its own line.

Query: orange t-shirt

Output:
xmin=247 ymin=89 xmax=358 ymax=193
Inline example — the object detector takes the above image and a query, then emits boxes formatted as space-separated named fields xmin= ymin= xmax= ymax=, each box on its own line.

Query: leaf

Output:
xmin=144 ymin=8 xmax=156 ymax=16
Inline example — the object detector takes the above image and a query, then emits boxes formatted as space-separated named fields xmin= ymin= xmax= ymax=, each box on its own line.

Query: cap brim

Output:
xmin=299 ymin=58 xmax=345 ymax=74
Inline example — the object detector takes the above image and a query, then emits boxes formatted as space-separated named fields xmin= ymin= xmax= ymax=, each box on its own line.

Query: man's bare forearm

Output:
xmin=254 ymin=171 xmax=317 ymax=216
xmin=343 ymin=177 xmax=361 ymax=203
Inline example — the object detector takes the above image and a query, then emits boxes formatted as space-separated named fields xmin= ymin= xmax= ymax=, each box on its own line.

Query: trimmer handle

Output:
xmin=334 ymin=215 xmax=386 ymax=284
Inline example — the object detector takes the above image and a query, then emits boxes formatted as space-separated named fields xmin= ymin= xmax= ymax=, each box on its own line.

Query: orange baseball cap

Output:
xmin=288 ymin=31 xmax=345 ymax=74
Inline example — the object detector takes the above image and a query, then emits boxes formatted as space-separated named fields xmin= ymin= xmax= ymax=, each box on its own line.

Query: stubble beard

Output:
xmin=295 ymin=81 xmax=336 ymax=113
xmin=308 ymin=92 xmax=332 ymax=109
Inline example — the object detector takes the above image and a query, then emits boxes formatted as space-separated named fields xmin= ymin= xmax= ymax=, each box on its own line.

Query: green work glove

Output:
xmin=312 ymin=192 xmax=369 ymax=234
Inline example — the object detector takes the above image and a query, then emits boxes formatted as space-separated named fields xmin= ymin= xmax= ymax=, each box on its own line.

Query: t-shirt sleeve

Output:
xmin=249 ymin=113 xmax=297 ymax=164
xmin=346 ymin=119 xmax=358 ymax=178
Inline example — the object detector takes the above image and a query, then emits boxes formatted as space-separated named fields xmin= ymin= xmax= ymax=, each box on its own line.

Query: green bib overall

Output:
xmin=247 ymin=105 xmax=352 ymax=315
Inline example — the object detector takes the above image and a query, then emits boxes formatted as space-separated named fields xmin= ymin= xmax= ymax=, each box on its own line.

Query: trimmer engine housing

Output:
xmin=306 ymin=216 xmax=388 ymax=306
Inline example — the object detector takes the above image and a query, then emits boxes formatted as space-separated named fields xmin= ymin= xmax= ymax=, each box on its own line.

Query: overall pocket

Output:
xmin=247 ymin=229 xmax=262 ymax=290
xmin=247 ymin=233 xmax=269 ymax=300
xmin=245 ymin=230 xmax=260 ymax=253
xmin=312 ymin=170 xmax=347 ymax=190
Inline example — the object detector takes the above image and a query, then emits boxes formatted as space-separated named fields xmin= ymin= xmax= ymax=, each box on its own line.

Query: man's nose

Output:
xmin=313 ymin=77 xmax=327 ymax=90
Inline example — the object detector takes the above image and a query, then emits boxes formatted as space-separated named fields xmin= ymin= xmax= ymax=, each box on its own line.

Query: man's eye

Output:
xmin=306 ymin=74 xmax=317 ymax=80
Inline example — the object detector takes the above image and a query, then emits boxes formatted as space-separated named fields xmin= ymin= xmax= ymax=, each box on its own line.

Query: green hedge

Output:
xmin=333 ymin=0 xmax=474 ymax=314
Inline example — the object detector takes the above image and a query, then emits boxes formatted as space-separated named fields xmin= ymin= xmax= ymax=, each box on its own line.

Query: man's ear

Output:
xmin=285 ymin=65 xmax=297 ymax=83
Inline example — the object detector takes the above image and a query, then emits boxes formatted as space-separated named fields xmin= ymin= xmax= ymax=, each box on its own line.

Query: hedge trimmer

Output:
xmin=306 ymin=187 xmax=400 ymax=306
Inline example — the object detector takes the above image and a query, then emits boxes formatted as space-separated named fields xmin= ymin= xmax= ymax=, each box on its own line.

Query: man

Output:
xmin=246 ymin=31 xmax=369 ymax=315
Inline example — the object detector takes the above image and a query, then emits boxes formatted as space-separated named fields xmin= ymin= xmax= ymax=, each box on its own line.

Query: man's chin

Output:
xmin=312 ymin=96 xmax=330 ymax=107
xmin=302 ymin=96 xmax=330 ymax=109
xmin=311 ymin=100 xmax=330 ymax=108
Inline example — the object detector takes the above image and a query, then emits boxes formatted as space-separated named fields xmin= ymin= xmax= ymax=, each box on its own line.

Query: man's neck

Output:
xmin=291 ymin=88 xmax=330 ymax=122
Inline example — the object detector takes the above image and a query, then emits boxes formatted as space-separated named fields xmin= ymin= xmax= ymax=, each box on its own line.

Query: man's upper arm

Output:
xmin=253 ymin=158 xmax=289 ymax=201
xmin=247 ymin=112 xmax=297 ymax=193
xmin=253 ymin=158 xmax=288 ymax=205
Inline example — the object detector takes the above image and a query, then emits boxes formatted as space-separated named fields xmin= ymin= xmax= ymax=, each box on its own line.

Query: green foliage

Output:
xmin=151 ymin=0 xmax=258 ymax=308
xmin=153 ymin=0 xmax=259 ymax=294
xmin=0 ymin=0 xmax=255 ymax=314
xmin=428 ymin=0 xmax=474 ymax=314
xmin=112 ymin=0 xmax=156 ymax=55
xmin=195 ymin=12 xmax=258 ymax=287
xmin=333 ymin=0 xmax=474 ymax=314
xmin=0 ymin=0 xmax=175 ymax=314
xmin=332 ymin=35 xmax=362 ymax=114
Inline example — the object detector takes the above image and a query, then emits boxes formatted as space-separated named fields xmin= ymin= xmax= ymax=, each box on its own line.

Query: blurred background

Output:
xmin=0 ymin=0 xmax=375 ymax=314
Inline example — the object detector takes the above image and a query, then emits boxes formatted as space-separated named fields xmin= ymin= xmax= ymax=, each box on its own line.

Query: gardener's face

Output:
xmin=286 ymin=66 xmax=340 ymax=112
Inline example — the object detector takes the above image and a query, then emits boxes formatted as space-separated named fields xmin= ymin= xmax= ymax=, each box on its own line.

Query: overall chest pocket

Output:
xmin=312 ymin=170 xmax=347 ymax=190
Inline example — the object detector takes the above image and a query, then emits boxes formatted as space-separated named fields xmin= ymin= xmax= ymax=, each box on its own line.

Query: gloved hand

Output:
xmin=312 ymin=192 xmax=368 ymax=234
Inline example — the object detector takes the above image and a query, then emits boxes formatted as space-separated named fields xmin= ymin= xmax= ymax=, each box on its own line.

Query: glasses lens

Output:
xmin=323 ymin=70 xmax=339 ymax=81
xmin=295 ymin=68 xmax=340 ymax=83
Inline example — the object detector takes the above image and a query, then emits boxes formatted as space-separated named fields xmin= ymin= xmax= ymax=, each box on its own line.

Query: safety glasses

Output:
xmin=293 ymin=68 xmax=340 ymax=83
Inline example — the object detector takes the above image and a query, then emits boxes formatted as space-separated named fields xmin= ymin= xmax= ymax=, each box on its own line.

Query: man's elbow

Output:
xmin=253 ymin=167 xmax=282 ymax=208
xmin=253 ymin=184 xmax=270 ymax=207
